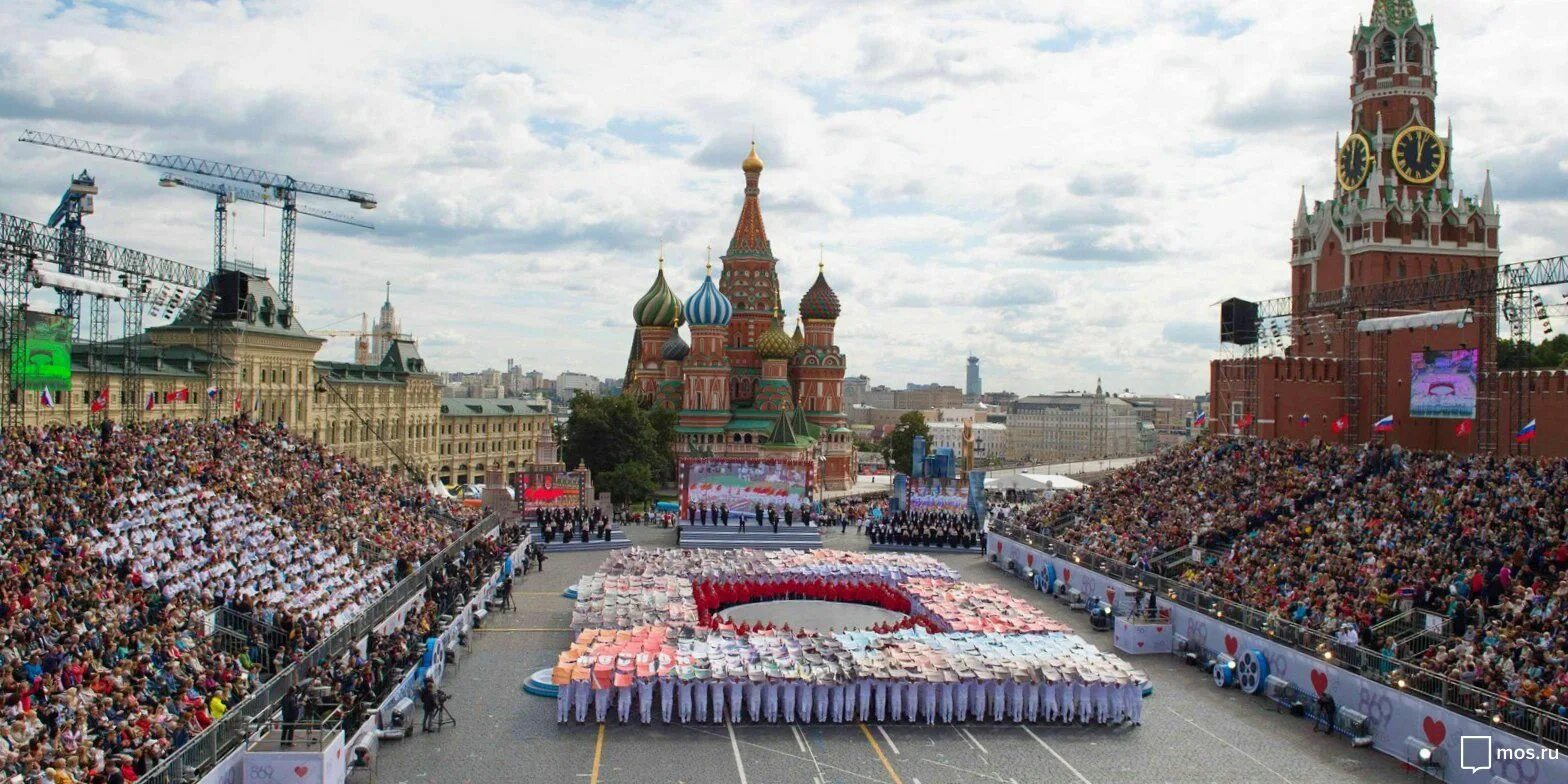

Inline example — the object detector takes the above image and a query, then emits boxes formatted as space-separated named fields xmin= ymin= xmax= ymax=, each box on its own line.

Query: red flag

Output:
xmin=1331 ymin=416 xmax=1349 ymax=433
xmin=1455 ymin=419 xmax=1473 ymax=437
xmin=145 ymin=391 xmax=157 ymax=411
xmin=234 ymin=393 xmax=242 ymax=413
xmin=168 ymin=388 xmax=190 ymax=403
xmin=1236 ymin=413 xmax=1254 ymax=429
xmin=89 ymin=388 xmax=109 ymax=413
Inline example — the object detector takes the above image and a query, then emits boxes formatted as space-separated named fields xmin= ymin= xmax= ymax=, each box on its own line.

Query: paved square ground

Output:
xmin=375 ymin=526 xmax=1410 ymax=784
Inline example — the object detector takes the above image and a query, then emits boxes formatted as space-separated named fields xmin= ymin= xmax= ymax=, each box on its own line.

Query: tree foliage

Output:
xmin=560 ymin=392 xmax=673 ymax=503
xmin=1498 ymin=335 xmax=1568 ymax=370
xmin=885 ymin=411 xmax=930 ymax=475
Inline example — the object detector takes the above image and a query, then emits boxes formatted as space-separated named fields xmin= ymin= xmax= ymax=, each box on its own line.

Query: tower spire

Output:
xmin=728 ymin=143 xmax=773 ymax=259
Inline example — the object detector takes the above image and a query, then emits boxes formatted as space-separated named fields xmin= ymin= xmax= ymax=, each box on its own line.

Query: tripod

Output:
xmin=431 ymin=699 xmax=457 ymax=732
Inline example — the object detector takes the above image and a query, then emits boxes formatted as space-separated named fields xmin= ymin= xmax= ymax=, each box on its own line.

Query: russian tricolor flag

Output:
xmin=1516 ymin=419 xmax=1537 ymax=444
xmin=1193 ymin=410 xmax=1207 ymax=427
xmin=1373 ymin=415 xmax=1395 ymax=433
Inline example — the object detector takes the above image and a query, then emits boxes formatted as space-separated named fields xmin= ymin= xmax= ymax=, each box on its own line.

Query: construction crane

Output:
xmin=18 ymin=129 xmax=377 ymax=328
xmin=314 ymin=312 xmax=375 ymax=364
xmin=156 ymin=173 xmax=374 ymax=273
xmin=44 ymin=170 xmax=98 ymax=329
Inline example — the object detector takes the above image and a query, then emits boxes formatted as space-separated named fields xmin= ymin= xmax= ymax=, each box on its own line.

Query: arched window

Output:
xmin=1405 ymin=34 xmax=1424 ymax=68
xmin=1376 ymin=34 xmax=1396 ymax=65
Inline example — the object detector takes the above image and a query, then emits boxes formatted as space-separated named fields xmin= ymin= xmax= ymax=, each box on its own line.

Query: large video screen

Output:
xmin=11 ymin=311 xmax=72 ymax=392
xmin=1410 ymin=348 xmax=1478 ymax=419
xmin=513 ymin=471 xmax=584 ymax=509
xmin=907 ymin=477 xmax=969 ymax=513
xmin=683 ymin=459 xmax=809 ymax=512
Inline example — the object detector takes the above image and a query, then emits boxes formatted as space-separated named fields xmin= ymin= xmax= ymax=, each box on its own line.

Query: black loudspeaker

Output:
xmin=211 ymin=271 xmax=249 ymax=321
xmin=1220 ymin=298 xmax=1259 ymax=345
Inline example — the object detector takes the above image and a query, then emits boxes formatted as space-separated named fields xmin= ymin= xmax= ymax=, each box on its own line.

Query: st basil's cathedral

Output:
xmin=623 ymin=144 xmax=856 ymax=491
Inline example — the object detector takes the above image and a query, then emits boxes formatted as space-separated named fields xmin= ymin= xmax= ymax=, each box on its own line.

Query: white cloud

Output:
xmin=0 ymin=0 xmax=1563 ymax=396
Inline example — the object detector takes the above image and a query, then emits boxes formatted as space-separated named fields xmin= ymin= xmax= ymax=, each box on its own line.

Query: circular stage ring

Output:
xmin=1238 ymin=648 xmax=1269 ymax=695
xmin=1212 ymin=660 xmax=1236 ymax=688
xmin=521 ymin=668 xmax=558 ymax=698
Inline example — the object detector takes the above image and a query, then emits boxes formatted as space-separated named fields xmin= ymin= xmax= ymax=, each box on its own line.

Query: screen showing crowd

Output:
xmin=684 ymin=459 xmax=809 ymax=511
xmin=1409 ymin=348 xmax=1478 ymax=419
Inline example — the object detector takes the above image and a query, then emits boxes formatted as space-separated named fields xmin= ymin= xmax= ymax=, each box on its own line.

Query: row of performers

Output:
xmin=865 ymin=521 xmax=984 ymax=550
xmin=536 ymin=506 xmax=613 ymax=545
xmin=685 ymin=501 xmax=815 ymax=527
xmin=881 ymin=510 xmax=980 ymax=529
xmin=555 ymin=667 xmax=1144 ymax=726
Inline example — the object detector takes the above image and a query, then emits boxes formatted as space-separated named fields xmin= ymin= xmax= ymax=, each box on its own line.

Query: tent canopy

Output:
xmin=984 ymin=473 xmax=1086 ymax=492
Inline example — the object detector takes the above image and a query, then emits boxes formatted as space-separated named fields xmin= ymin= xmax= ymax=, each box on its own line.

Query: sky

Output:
xmin=1 ymin=0 xmax=1566 ymax=397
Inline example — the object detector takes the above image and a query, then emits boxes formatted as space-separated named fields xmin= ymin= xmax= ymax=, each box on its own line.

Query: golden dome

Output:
xmin=742 ymin=143 xmax=764 ymax=174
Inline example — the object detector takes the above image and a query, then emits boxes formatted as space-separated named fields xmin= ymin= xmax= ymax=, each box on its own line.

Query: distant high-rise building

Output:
xmin=370 ymin=282 xmax=401 ymax=363
xmin=965 ymin=356 xmax=982 ymax=399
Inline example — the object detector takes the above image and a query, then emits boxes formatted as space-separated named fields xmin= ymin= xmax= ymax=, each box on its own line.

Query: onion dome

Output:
xmin=742 ymin=142 xmax=764 ymax=174
xmin=798 ymin=265 xmax=841 ymax=320
xmin=756 ymin=313 xmax=795 ymax=360
xmin=633 ymin=261 xmax=680 ymax=327
xmin=661 ymin=328 xmax=690 ymax=361
xmin=684 ymin=266 xmax=733 ymax=327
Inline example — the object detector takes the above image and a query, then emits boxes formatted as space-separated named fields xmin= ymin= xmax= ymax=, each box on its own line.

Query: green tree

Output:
xmin=560 ymin=393 xmax=674 ymax=501
xmin=1498 ymin=335 xmax=1568 ymax=369
xmin=885 ymin=411 xmax=930 ymax=475
xmin=597 ymin=461 xmax=656 ymax=506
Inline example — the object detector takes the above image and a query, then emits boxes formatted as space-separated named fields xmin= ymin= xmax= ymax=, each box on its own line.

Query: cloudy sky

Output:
xmin=2 ymin=0 xmax=1565 ymax=396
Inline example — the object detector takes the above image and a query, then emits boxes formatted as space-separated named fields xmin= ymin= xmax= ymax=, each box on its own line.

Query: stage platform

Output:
xmin=869 ymin=542 xmax=983 ymax=555
xmin=677 ymin=522 xmax=822 ymax=550
xmin=715 ymin=599 xmax=907 ymax=633
xmin=528 ymin=525 xmax=632 ymax=552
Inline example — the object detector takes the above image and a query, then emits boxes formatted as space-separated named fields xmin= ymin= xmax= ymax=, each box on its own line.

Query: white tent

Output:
xmin=984 ymin=473 xmax=1086 ymax=492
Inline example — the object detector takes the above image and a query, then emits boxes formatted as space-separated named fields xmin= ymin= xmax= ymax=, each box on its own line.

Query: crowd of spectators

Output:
xmin=0 ymin=418 xmax=472 ymax=783
xmin=1008 ymin=438 xmax=1568 ymax=719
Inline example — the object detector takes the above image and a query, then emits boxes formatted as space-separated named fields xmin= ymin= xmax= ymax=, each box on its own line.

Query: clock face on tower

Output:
xmin=1337 ymin=133 xmax=1374 ymax=191
xmin=1392 ymin=125 xmax=1446 ymax=184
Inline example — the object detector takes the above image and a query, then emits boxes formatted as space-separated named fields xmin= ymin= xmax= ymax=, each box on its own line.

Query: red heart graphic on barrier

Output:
xmin=1310 ymin=669 xmax=1328 ymax=696
xmin=1423 ymin=716 xmax=1446 ymax=746
xmin=1223 ymin=634 xmax=1238 ymax=656
xmin=995 ymin=541 xmax=1002 ymax=554
xmin=294 ymin=766 xmax=309 ymax=778
xmin=1137 ymin=642 xmax=1144 ymax=648
xmin=1026 ymin=554 xmax=1034 ymax=566
xmin=1063 ymin=568 xmax=1072 ymax=583
xmin=1155 ymin=626 xmax=1163 ymax=633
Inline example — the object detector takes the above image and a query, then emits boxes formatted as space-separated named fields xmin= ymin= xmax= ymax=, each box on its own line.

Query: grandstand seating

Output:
xmin=1007 ymin=439 xmax=1568 ymax=720
xmin=0 ymin=418 xmax=472 ymax=782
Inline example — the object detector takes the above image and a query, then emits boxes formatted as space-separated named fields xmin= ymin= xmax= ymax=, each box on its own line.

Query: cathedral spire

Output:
xmin=727 ymin=143 xmax=773 ymax=259
xmin=1482 ymin=169 xmax=1496 ymax=214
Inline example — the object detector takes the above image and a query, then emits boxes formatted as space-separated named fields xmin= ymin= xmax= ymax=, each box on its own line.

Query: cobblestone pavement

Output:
xmin=375 ymin=524 xmax=1410 ymax=784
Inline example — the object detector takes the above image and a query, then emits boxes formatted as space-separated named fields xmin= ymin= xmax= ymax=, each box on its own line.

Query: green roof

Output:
xmin=439 ymin=397 xmax=550 ymax=417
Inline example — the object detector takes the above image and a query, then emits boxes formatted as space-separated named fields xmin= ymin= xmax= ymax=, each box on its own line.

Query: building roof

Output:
xmin=685 ymin=269 xmax=734 ymax=327
xmin=439 ymin=397 xmax=550 ymax=417
xmin=798 ymin=267 xmax=841 ymax=320
xmin=162 ymin=271 xmax=320 ymax=340
xmin=727 ymin=144 xmax=773 ymax=259
xmin=633 ymin=263 xmax=681 ymax=328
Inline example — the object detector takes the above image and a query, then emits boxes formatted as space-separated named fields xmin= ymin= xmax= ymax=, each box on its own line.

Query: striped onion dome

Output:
xmin=756 ymin=315 xmax=795 ymax=359
xmin=798 ymin=268 xmax=841 ymax=320
xmin=661 ymin=329 xmax=690 ymax=361
xmin=684 ymin=270 xmax=733 ymax=327
xmin=633 ymin=267 xmax=680 ymax=327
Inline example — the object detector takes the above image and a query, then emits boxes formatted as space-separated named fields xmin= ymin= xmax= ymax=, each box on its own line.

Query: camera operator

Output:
xmin=420 ymin=677 xmax=443 ymax=732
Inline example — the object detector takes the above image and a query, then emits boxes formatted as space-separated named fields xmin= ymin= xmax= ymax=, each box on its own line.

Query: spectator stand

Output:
xmin=345 ymin=532 xmax=534 ymax=763
xmin=139 ymin=511 xmax=509 ymax=784
xmin=988 ymin=524 xmax=1568 ymax=784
